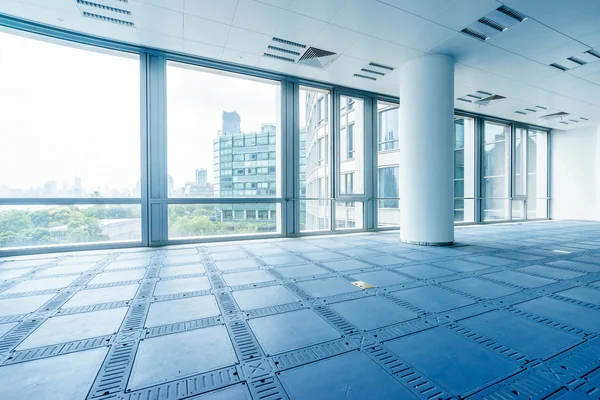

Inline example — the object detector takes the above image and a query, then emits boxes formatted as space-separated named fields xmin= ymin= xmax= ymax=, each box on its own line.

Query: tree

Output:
xmin=30 ymin=210 xmax=51 ymax=228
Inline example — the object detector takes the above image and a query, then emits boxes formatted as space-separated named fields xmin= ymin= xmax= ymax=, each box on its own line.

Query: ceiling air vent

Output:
xmin=461 ymin=28 xmax=488 ymax=41
xmin=567 ymin=56 xmax=586 ymax=66
xmin=267 ymin=45 xmax=300 ymax=56
xmin=457 ymin=98 xmax=472 ymax=103
xmin=272 ymin=37 xmax=306 ymax=49
xmin=497 ymin=5 xmax=527 ymax=22
xmin=536 ymin=105 xmax=547 ymax=110
xmin=297 ymin=47 xmax=338 ymax=69
xmin=476 ymin=90 xmax=493 ymax=96
xmin=585 ymin=49 xmax=600 ymax=60
xmin=263 ymin=52 xmax=295 ymax=63
xmin=525 ymin=108 xmax=537 ymax=113
xmin=368 ymin=62 xmax=394 ymax=71
xmin=559 ymin=121 xmax=569 ymax=125
xmin=475 ymin=94 xmax=506 ymax=105
xmin=515 ymin=111 xmax=526 ymax=115
xmin=76 ymin=0 xmax=130 ymax=14
xmin=466 ymin=94 xmax=482 ymax=99
xmin=75 ymin=0 xmax=134 ymax=26
xmin=478 ymin=17 xmax=506 ymax=32
xmin=353 ymin=74 xmax=377 ymax=81
xmin=541 ymin=111 xmax=570 ymax=120
xmin=581 ymin=117 xmax=589 ymax=121
xmin=82 ymin=11 xmax=133 ymax=26
xmin=550 ymin=63 xmax=568 ymax=71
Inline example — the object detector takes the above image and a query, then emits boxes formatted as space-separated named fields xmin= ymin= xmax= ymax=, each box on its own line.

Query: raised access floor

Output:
xmin=0 ymin=221 xmax=599 ymax=400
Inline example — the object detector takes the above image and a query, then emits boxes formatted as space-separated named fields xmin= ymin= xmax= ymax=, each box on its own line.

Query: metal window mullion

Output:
xmin=364 ymin=95 xmax=376 ymax=231
xmin=146 ymin=54 xmax=168 ymax=246
xmin=331 ymin=89 xmax=340 ymax=231
xmin=507 ymin=123 xmax=513 ymax=221
xmin=140 ymin=52 xmax=150 ymax=247
xmin=475 ymin=117 xmax=483 ymax=222
xmin=284 ymin=80 xmax=299 ymax=236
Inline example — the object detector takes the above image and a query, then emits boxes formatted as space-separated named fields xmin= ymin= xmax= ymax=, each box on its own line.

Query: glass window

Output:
xmin=454 ymin=116 xmax=475 ymax=223
xmin=0 ymin=31 xmax=140 ymax=199
xmin=300 ymin=86 xmax=331 ymax=232
xmin=167 ymin=61 xmax=280 ymax=199
xmin=335 ymin=201 xmax=363 ymax=230
xmin=339 ymin=96 xmax=364 ymax=195
xmin=378 ymin=167 xmax=399 ymax=209
xmin=376 ymin=101 xmax=400 ymax=227
xmin=378 ymin=103 xmax=399 ymax=151
xmin=483 ymin=121 xmax=510 ymax=221
xmin=527 ymin=130 xmax=548 ymax=218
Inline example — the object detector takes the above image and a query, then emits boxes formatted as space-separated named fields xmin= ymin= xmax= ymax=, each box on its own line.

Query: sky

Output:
xmin=0 ymin=29 xmax=278 ymax=196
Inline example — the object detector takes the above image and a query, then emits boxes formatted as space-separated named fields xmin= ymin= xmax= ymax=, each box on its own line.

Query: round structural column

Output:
xmin=399 ymin=55 xmax=455 ymax=245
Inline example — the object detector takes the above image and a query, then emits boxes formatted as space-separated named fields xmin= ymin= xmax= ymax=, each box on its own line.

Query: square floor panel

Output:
xmin=515 ymin=297 xmax=600 ymax=332
xmin=277 ymin=264 xmax=329 ymax=279
xmin=145 ymin=295 xmax=220 ymax=327
xmin=338 ymin=248 xmax=381 ymax=257
xmin=127 ymin=325 xmax=237 ymax=391
xmin=261 ymin=254 xmax=306 ymax=267
xmin=3 ymin=276 xmax=78 ymax=294
xmin=210 ymin=251 xmax=247 ymax=261
xmin=573 ymin=255 xmax=600 ymax=264
xmin=517 ymin=265 xmax=585 ymax=280
xmin=249 ymin=309 xmax=340 ymax=355
xmin=296 ymin=277 xmax=361 ymax=298
xmin=397 ymin=265 xmax=454 ymax=279
xmin=322 ymin=259 xmax=373 ymax=272
xmin=0 ymin=268 xmax=33 ymax=280
xmin=365 ymin=254 xmax=407 ymax=266
xmin=461 ymin=310 xmax=580 ymax=359
xmin=17 ymin=307 xmax=128 ymax=350
xmin=464 ymin=255 xmax=517 ymax=266
xmin=62 ymin=284 xmax=139 ymax=308
xmin=105 ymin=258 xmax=151 ymax=270
xmin=556 ymin=287 xmax=600 ymax=306
xmin=214 ymin=259 xmax=259 ymax=271
xmin=159 ymin=264 xmax=205 ymax=278
xmin=0 ymin=347 xmax=108 ymax=400
xmin=390 ymin=286 xmax=474 ymax=313
xmin=546 ymin=260 xmax=600 ymax=273
xmin=0 ymin=294 xmax=56 ymax=317
xmin=163 ymin=254 xmax=202 ymax=266
xmin=88 ymin=269 xmax=145 ymax=285
xmin=441 ymin=278 xmax=519 ymax=299
xmin=431 ymin=259 xmax=490 ymax=272
xmin=233 ymin=285 xmax=298 ymax=310
xmin=60 ymin=254 xmax=106 ymax=265
xmin=37 ymin=263 xmax=95 ymax=277
xmin=304 ymin=251 xmax=344 ymax=262
xmin=400 ymin=251 xmax=443 ymax=262
xmin=349 ymin=270 xmax=413 ymax=287
xmin=0 ymin=322 xmax=17 ymax=338
xmin=222 ymin=270 xmax=275 ymax=286
xmin=280 ymin=351 xmax=417 ymax=400
xmin=386 ymin=328 xmax=519 ymax=395
xmin=483 ymin=271 xmax=556 ymax=288
xmin=329 ymin=296 xmax=418 ymax=330
xmin=153 ymin=276 xmax=211 ymax=296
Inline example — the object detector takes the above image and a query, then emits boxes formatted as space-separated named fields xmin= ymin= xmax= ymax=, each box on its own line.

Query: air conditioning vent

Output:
xmin=567 ymin=56 xmax=586 ymax=66
xmin=81 ymin=11 xmax=134 ymax=26
xmin=515 ymin=111 xmax=526 ymax=115
xmin=525 ymin=108 xmax=537 ymax=112
xmin=461 ymin=28 xmax=488 ymax=41
xmin=298 ymin=47 xmax=338 ymax=69
xmin=474 ymin=94 xmax=506 ymax=106
xmin=569 ymin=119 xmax=579 ymax=123
xmin=263 ymin=52 xmax=295 ymax=63
xmin=478 ymin=17 xmax=506 ymax=32
xmin=466 ymin=94 xmax=482 ymax=99
xmin=581 ymin=117 xmax=589 ymax=121
xmin=550 ymin=63 xmax=568 ymax=71
xmin=353 ymin=73 xmax=377 ymax=81
xmin=541 ymin=111 xmax=570 ymax=120
xmin=267 ymin=45 xmax=300 ymax=56
xmin=585 ymin=49 xmax=600 ymax=60
xmin=476 ymin=90 xmax=493 ymax=96
xmin=536 ymin=105 xmax=547 ymax=110
xmin=368 ymin=62 xmax=394 ymax=71
xmin=497 ymin=5 xmax=527 ymax=22
xmin=457 ymin=98 xmax=472 ymax=103
xmin=76 ymin=0 xmax=130 ymax=14
xmin=272 ymin=37 xmax=306 ymax=49
xmin=559 ymin=121 xmax=569 ymax=125
xmin=361 ymin=68 xmax=385 ymax=76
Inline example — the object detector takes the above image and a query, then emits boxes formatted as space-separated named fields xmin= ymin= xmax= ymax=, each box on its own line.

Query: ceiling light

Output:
xmin=567 ymin=56 xmax=586 ymax=66
xmin=478 ymin=17 xmax=506 ymax=32
xmin=496 ymin=5 xmax=527 ymax=22
xmin=353 ymin=73 xmax=377 ymax=81
xmin=550 ymin=63 xmax=568 ymax=71
xmin=461 ymin=28 xmax=489 ymax=41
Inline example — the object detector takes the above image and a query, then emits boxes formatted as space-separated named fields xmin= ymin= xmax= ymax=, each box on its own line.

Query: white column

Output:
xmin=399 ymin=55 xmax=455 ymax=245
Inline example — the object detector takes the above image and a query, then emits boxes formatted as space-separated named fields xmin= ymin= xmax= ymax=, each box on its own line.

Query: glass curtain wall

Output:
xmin=513 ymin=127 xmax=527 ymax=219
xmin=454 ymin=116 xmax=476 ymax=223
xmin=166 ymin=62 xmax=281 ymax=239
xmin=482 ymin=121 xmax=511 ymax=221
xmin=527 ymin=130 xmax=548 ymax=218
xmin=299 ymin=86 xmax=331 ymax=232
xmin=0 ymin=31 xmax=141 ymax=250
xmin=376 ymin=101 xmax=400 ymax=227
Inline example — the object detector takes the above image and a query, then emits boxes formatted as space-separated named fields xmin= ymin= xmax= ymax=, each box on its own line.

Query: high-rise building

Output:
xmin=195 ymin=169 xmax=208 ymax=186
xmin=221 ymin=111 xmax=241 ymax=136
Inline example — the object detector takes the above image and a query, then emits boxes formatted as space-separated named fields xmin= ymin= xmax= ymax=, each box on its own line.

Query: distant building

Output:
xmin=195 ymin=169 xmax=207 ymax=186
xmin=221 ymin=111 xmax=241 ymax=136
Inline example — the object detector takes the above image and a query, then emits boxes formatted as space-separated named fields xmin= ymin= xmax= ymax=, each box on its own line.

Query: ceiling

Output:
xmin=1 ymin=0 xmax=599 ymax=130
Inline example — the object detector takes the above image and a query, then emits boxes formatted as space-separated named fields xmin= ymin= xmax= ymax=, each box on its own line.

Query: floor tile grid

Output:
xmin=0 ymin=222 xmax=600 ymax=399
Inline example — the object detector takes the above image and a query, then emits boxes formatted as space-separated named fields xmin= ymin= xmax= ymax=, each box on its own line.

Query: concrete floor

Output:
xmin=0 ymin=221 xmax=599 ymax=400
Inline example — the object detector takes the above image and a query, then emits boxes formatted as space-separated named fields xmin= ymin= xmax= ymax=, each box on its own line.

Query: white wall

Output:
xmin=551 ymin=125 xmax=600 ymax=221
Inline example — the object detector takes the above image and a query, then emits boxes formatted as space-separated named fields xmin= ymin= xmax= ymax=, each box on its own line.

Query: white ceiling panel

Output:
xmin=534 ymin=73 xmax=594 ymax=98
xmin=232 ymin=0 xmax=285 ymax=35
xmin=183 ymin=0 xmax=238 ymax=25
xmin=531 ymin=41 xmax=592 ymax=65
xmin=429 ymin=0 xmax=500 ymax=31
xmin=135 ymin=0 xmax=185 ymax=13
xmin=579 ymin=29 xmax=600 ymax=49
xmin=556 ymin=5 xmax=600 ymax=39
xmin=344 ymin=35 xmax=421 ymax=68
xmin=377 ymin=0 xmax=454 ymax=19
xmin=183 ymin=14 xmax=230 ymax=46
xmin=310 ymin=24 xmax=361 ymax=55
xmin=428 ymin=33 xmax=504 ymax=67
xmin=400 ymin=20 xmax=455 ymax=52
xmin=331 ymin=0 xmax=424 ymax=45
xmin=256 ymin=55 xmax=320 ymax=79
xmin=183 ymin=40 xmax=224 ymax=59
xmin=273 ymin=11 xmax=326 ymax=44
xmin=0 ymin=1 xmax=27 ymax=18
xmin=487 ymin=19 xmax=572 ymax=59
xmin=288 ymin=0 xmax=346 ymax=22
xmin=225 ymin=27 xmax=272 ymax=56
xmin=137 ymin=29 xmax=183 ymax=52
xmin=130 ymin=2 xmax=183 ymax=37
xmin=256 ymin=0 xmax=293 ymax=8
xmin=20 ymin=0 xmax=79 ymax=15
xmin=566 ymin=59 xmax=600 ymax=78
xmin=500 ymin=0 xmax=589 ymax=30
xmin=221 ymin=48 xmax=261 ymax=67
